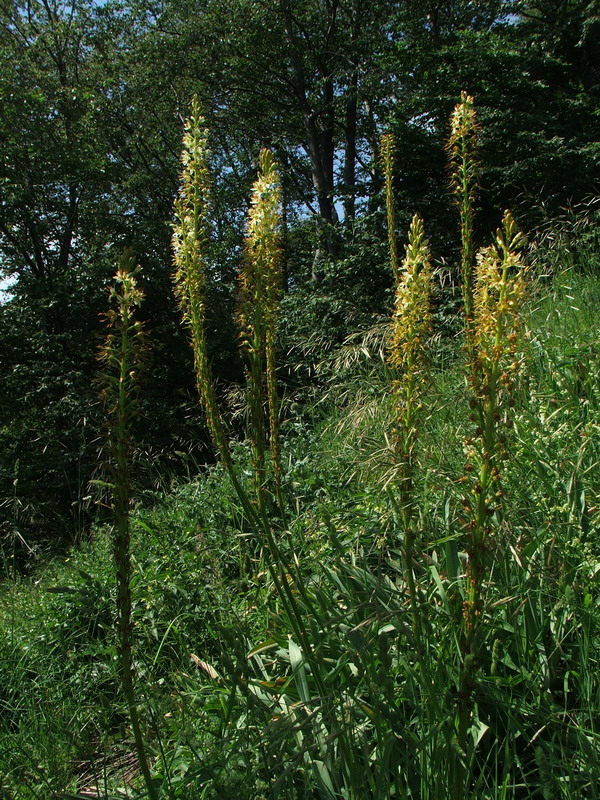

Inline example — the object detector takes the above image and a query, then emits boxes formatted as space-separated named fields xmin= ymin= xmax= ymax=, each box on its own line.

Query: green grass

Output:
xmin=1 ymin=267 xmax=599 ymax=799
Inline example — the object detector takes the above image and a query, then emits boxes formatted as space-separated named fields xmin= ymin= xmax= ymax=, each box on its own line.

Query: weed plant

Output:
xmin=448 ymin=91 xmax=479 ymax=332
xmin=238 ymin=148 xmax=284 ymax=518
xmin=98 ymin=257 xmax=158 ymax=800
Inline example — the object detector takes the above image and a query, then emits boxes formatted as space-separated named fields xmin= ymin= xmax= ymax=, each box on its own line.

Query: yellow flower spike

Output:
xmin=448 ymin=91 xmax=480 ymax=336
xmin=239 ymin=148 xmax=284 ymax=517
xmin=389 ymin=213 xmax=432 ymax=379
xmin=473 ymin=210 xmax=527 ymax=381
xmin=171 ymin=103 xmax=284 ymax=552
xmin=457 ymin=210 xmax=528 ymax=768
xmin=387 ymin=212 xmax=432 ymax=647
xmin=172 ymin=97 xmax=233 ymax=471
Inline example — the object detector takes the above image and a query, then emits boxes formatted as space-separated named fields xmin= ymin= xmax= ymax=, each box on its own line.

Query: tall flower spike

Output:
xmin=389 ymin=213 xmax=432 ymax=382
xmin=239 ymin=148 xmax=283 ymax=514
xmin=448 ymin=92 xmax=479 ymax=334
xmin=99 ymin=256 xmax=157 ymax=800
xmin=240 ymin=148 xmax=282 ymax=350
xmin=472 ymin=210 xmax=527 ymax=388
xmin=172 ymin=97 xmax=232 ymax=469
xmin=387 ymin=213 xmax=432 ymax=645
xmin=381 ymin=133 xmax=400 ymax=283
xmin=456 ymin=209 xmax=527 ymax=776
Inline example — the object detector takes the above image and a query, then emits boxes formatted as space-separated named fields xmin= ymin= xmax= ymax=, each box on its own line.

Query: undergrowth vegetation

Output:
xmin=1 ymin=96 xmax=599 ymax=799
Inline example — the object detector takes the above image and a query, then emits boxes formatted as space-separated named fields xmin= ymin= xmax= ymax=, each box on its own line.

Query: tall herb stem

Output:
xmin=172 ymin=105 xmax=324 ymax=703
xmin=172 ymin=98 xmax=259 ymax=529
xmin=99 ymin=257 xmax=157 ymax=800
xmin=239 ymin=149 xmax=285 ymax=521
xmin=449 ymin=92 xmax=479 ymax=341
xmin=387 ymin=213 xmax=432 ymax=647
xmin=381 ymin=133 xmax=400 ymax=283
xmin=455 ymin=211 xmax=526 ymax=796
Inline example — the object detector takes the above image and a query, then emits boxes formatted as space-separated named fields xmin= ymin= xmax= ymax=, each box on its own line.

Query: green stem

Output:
xmin=399 ymin=367 xmax=422 ymax=649
xmin=456 ymin=242 xmax=511 ymax=795
xmin=266 ymin=326 xmax=287 ymax=527
xmin=106 ymin=273 xmax=158 ymax=800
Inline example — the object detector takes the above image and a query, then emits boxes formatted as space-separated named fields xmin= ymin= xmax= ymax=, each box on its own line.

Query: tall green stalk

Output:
xmin=172 ymin=97 xmax=228 ymax=468
xmin=454 ymin=211 xmax=527 ymax=797
xmin=171 ymin=97 xmax=257 ymax=526
xmin=99 ymin=256 xmax=157 ymax=800
xmin=387 ymin=213 xmax=432 ymax=647
xmin=172 ymin=104 xmax=324 ymax=703
xmin=381 ymin=133 xmax=400 ymax=284
xmin=449 ymin=92 xmax=479 ymax=340
xmin=239 ymin=148 xmax=285 ymax=519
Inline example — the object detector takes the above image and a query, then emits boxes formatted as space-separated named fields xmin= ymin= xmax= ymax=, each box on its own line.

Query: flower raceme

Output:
xmin=388 ymin=213 xmax=432 ymax=453
xmin=456 ymin=211 xmax=528 ymax=772
xmin=387 ymin=213 xmax=432 ymax=646
xmin=172 ymin=97 xmax=232 ymax=467
xmin=464 ymin=210 xmax=527 ymax=575
xmin=448 ymin=91 xmax=479 ymax=330
xmin=239 ymin=149 xmax=284 ymax=510
xmin=239 ymin=147 xmax=282 ymax=377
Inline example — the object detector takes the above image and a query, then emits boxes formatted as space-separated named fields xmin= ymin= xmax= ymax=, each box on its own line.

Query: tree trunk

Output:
xmin=343 ymin=69 xmax=358 ymax=225
xmin=280 ymin=0 xmax=339 ymax=257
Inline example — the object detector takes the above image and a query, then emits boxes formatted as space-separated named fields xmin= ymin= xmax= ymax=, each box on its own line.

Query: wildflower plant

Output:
xmin=448 ymin=91 xmax=479 ymax=334
xmin=387 ymin=213 xmax=432 ymax=642
xmin=465 ymin=210 xmax=527 ymax=583
xmin=456 ymin=210 xmax=527 ymax=783
xmin=172 ymin=108 xmax=305 ymax=644
xmin=172 ymin=96 xmax=234 ymax=475
xmin=99 ymin=256 xmax=157 ymax=800
xmin=239 ymin=148 xmax=284 ymax=516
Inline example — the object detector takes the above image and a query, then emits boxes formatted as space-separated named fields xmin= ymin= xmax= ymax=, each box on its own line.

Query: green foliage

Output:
xmin=0 ymin=462 xmax=251 ymax=796
xmin=388 ymin=5 xmax=599 ymax=248
xmin=2 ymin=0 xmax=599 ymax=566
xmin=0 ymin=274 xmax=106 ymax=564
